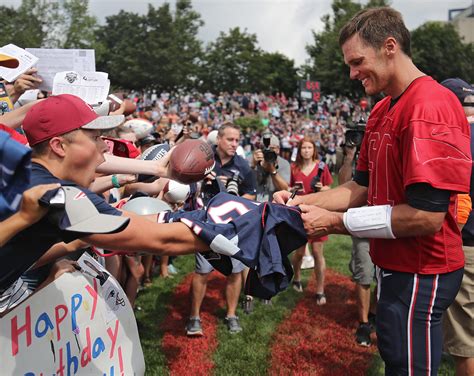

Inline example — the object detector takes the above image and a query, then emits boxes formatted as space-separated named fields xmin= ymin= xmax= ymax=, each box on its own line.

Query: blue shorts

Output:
xmin=195 ymin=253 xmax=245 ymax=274
xmin=376 ymin=267 xmax=463 ymax=375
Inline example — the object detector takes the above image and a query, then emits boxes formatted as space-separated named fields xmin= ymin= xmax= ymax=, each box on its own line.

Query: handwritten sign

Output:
xmin=0 ymin=254 xmax=145 ymax=375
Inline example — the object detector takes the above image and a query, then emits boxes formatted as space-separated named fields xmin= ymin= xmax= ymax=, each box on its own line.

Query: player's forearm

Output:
xmin=391 ymin=204 xmax=446 ymax=237
xmin=300 ymin=181 xmax=367 ymax=211
xmin=33 ymin=240 xmax=88 ymax=268
xmin=338 ymin=159 xmax=354 ymax=185
xmin=85 ymin=219 xmax=209 ymax=256
xmin=98 ymin=154 xmax=164 ymax=177
xmin=272 ymin=174 xmax=289 ymax=191
xmin=0 ymin=100 xmax=40 ymax=129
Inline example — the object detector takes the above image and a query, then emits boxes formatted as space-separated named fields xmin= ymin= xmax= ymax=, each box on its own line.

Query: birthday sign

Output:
xmin=0 ymin=254 xmax=145 ymax=375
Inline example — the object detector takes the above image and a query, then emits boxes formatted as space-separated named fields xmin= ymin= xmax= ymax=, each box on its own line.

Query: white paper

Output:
xmin=52 ymin=71 xmax=110 ymax=104
xmin=26 ymin=48 xmax=95 ymax=91
xmin=0 ymin=44 xmax=39 ymax=82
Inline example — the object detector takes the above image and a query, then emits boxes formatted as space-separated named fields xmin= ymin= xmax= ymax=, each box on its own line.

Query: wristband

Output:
xmin=343 ymin=205 xmax=396 ymax=239
xmin=270 ymin=170 xmax=278 ymax=176
xmin=111 ymin=175 xmax=121 ymax=188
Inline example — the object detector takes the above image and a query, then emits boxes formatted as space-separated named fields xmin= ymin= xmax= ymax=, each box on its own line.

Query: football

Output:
xmin=137 ymin=143 xmax=171 ymax=182
xmin=123 ymin=99 xmax=137 ymax=116
xmin=121 ymin=118 xmax=153 ymax=139
xmin=169 ymin=139 xmax=215 ymax=184
xmin=163 ymin=180 xmax=190 ymax=204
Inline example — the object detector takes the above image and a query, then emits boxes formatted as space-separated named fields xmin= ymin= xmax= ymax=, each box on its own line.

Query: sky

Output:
xmin=3 ymin=0 xmax=472 ymax=65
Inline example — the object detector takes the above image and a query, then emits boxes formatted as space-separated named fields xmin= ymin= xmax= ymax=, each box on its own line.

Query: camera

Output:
xmin=261 ymin=131 xmax=278 ymax=164
xmin=344 ymin=120 xmax=366 ymax=148
xmin=226 ymin=172 xmax=241 ymax=196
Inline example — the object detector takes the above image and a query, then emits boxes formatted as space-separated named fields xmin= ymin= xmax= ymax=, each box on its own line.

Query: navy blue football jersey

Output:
xmin=160 ymin=193 xmax=307 ymax=299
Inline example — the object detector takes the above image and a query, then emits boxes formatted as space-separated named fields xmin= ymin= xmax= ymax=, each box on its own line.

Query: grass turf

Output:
xmin=135 ymin=255 xmax=196 ymax=375
xmin=136 ymin=235 xmax=455 ymax=375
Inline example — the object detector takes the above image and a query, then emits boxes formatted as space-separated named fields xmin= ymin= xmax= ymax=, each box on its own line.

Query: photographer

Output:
xmin=251 ymin=132 xmax=290 ymax=202
xmin=186 ymin=122 xmax=256 ymax=336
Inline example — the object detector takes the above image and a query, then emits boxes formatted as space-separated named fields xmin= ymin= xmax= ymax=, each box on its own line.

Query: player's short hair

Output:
xmin=31 ymin=129 xmax=79 ymax=157
xmin=217 ymin=122 xmax=241 ymax=137
xmin=339 ymin=7 xmax=411 ymax=57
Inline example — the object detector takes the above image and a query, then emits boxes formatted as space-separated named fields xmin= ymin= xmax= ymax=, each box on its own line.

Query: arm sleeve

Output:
xmin=354 ymin=170 xmax=369 ymax=187
xmin=405 ymin=183 xmax=451 ymax=212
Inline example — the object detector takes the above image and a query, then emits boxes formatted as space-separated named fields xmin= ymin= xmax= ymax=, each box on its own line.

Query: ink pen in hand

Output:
xmin=286 ymin=190 xmax=298 ymax=206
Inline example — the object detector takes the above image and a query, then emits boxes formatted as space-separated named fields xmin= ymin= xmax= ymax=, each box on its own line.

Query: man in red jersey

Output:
xmin=274 ymin=7 xmax=471 ymax=375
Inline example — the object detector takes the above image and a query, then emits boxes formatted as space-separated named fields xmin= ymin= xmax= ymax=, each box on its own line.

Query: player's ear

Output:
xmin=383 ymin=37 xmax=397 ymax=57
xmin=49 ymin=137 xmax=67 ymax=157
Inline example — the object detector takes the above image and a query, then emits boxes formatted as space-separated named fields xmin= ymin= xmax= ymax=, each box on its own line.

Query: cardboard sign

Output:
xmin=0 ymin=254 xmax=145 ymax=376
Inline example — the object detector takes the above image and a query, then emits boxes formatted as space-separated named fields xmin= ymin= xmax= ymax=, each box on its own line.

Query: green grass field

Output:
xmin=135 ymin=234 xmax=455 ymax=375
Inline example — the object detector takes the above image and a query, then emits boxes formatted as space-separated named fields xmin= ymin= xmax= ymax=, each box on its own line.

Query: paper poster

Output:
xmin=52 ymin=71 xmax=110 ymax=104
xmin=26 ymin=48 xmax=96 ymax=92
xmin=0 ymin=44 xmax=39 ymax=82
xmin=0 ymin=254 xmax=145 ymax=376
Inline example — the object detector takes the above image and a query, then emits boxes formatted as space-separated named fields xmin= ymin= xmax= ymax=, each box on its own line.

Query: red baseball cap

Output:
xmin=23 ymin=94 xmax=125 ymax=146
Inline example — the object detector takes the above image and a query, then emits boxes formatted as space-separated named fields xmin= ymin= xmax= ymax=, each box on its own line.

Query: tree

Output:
xmin=250 ymin=52 xmax=298 ymax=96
xmin=95 ymin=10 xmax=149 ymax=90
xmin=305 ymin=0 xmax=390 ymax=96
xmin=171 ymin=0 xmax=204 ymax=90
xmin=411 ymin=21 xmax=474 ymax=82
xmin=0 ymin=1 xmax=49 ymax=48
xmin=201 ymin=27 xmax=261 ymax=93
xmin=96 ymin=1 xmax=204 ymax=91
xmin=62 ymin=0 xmax=99 ymax=49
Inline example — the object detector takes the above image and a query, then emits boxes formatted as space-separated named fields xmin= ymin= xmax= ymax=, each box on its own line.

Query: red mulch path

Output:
xmin=269 ymin=269 xmax=377 ymax=376
xmin=161 ymin=272 xmax=227 ymax=376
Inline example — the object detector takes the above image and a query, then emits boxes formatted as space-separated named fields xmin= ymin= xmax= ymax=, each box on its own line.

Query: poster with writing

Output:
xmin=25 ymin=48 xmax=95 ymax=92
xmin=0 ymin=254 xmax=145 ymax=376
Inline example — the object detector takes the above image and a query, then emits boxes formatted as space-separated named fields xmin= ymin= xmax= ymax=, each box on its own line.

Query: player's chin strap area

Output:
xmin=343 ymin=205 xmax=396 ymax=239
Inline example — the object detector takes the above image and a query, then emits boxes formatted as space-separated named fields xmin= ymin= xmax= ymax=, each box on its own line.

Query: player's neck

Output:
xmin=386 ymin=56 xmax=425 ymax=98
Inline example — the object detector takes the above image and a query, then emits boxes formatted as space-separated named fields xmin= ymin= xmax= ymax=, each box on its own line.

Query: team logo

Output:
xmin=65 ymin=72 xmax=78 ymax=83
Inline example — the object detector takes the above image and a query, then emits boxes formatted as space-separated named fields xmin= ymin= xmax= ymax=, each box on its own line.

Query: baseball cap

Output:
xmin=23 ymin=94 xmax=125 ymax=146
xmin=0 ymin=53 xmax=19 ymax=69
xmin=41 ymin=186 xmax=130 ymax=234
xmin=441 ymin=78 xmax=474 ymax=107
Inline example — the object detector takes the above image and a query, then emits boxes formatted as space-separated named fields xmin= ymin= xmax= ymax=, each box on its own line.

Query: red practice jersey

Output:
xmin=290 ymin=162 xmax=333 ymax=195
xmin=356 ymin=76 xmax=471 ymax=274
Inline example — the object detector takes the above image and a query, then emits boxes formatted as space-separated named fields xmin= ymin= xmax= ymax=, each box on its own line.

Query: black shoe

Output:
xmin=292 ymin=281 xmax=303 ymax=292
xmin=355 ymin=322 xmax=372 ymax=347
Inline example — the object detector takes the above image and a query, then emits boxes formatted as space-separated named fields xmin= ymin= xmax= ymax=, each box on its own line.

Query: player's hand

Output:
xmin=51 ymin=259 xmax=78 ymax=280
xmin=8 ymin=68 xmax=43 ymax=99
xmin=313 ymin=182 xmax=323 ymax=192
xmin=117 ymin=174 xmax=137 ymax=185
xmin=343 ymin=145 xmax=357 ymax=161
xmin=18 ymin=183 xmax=60 ymax=224
xmin=299 ymin=204 xmax=342 ymax=238
xmin=252 ymin=149 xmax=264 ymax=168
xmin=153 ymin=147 xmax=173 ymax=178
xmin=217 ymin=175 xmax=229 ymax=186
xmin=273 ymin=190 xmax=290 ymax=204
